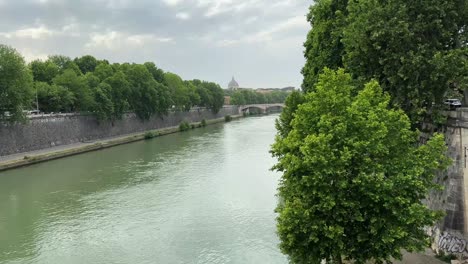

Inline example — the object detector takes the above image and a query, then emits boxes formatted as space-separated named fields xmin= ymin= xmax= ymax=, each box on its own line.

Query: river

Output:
xmin=0 ymin=115 xmax=287 ymax=264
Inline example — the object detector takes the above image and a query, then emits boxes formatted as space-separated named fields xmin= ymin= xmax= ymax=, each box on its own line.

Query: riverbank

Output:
xmin=0 ymin=115 xmax=242 ymax=172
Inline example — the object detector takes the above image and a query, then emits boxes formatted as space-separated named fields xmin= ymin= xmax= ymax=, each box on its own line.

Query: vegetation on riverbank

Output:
xmin=0 ymin=45 xmax=226 ymax=122
xmin=273 ymin=0 xmax=466 ymax=263
xmin=225 ymin=89 xmax=289 ymax=105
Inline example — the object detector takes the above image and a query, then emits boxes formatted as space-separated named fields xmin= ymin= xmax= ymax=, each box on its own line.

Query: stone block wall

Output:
xmin=426 ymin=109 xmax=468 ymax=259
xmin=0 ymin=106 xmax=239 ymax=156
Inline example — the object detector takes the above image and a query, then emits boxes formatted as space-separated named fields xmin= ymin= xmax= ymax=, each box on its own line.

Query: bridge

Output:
xmin=238 ymin=104 xmax=285 ymax=115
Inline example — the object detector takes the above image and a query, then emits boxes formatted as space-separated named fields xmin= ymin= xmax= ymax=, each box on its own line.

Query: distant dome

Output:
xmin=228 ymin=76 xmax=239 ymax=89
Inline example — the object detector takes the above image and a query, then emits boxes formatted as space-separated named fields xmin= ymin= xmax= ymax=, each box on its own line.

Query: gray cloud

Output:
xmin=0 ymin=0 xmax=311 ymax=88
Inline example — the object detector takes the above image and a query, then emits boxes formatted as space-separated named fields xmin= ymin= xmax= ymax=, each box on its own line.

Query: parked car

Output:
xmin=444 ymin=99 xmax=462 ymax=110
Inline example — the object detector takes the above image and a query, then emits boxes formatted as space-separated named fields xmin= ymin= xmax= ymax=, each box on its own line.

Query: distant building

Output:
xmin=228 ymin=76 xmax=240 ymax=90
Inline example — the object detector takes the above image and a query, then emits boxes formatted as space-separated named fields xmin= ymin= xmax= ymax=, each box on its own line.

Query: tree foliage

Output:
xmin=103 ymin=71 xmax=131 ymax=119
xmin=0 ymin=44 xmax=33 ymax=122
xmin=272 ymin=69 xmax=450 ymax=264
xmin=29 ymin=59 xmax=59 ymax=84
xmin=48 ymin=55 xmax=82 ymax=75
xmin=121 ymin=64 xmax=157 ymax=120
xmin=302 ymin=0 xmax=468 ymax=125
xmin=1 ymin=44 xmax=233 ymax=122
xmin=53 ymin=69 xmax=93 ymax=112
xmin=275 ymin=90 xmax=305 ymax=138
xmin=343 ymin=0 xmax=468 ymax=124
xmin=229 ymin=89 xmax=289 ymax=105
xmin=92 ymin=82 xmax=114 ymax=121
xmin=164 ymin=72 xmax=191 ymax=111
xmin=36 ymin=82 xmax=74 ymax=113
xmin=302 ymin=0 xmax=348 ymax=93
xmin=74 ymin=55 xmax=98 ymax=74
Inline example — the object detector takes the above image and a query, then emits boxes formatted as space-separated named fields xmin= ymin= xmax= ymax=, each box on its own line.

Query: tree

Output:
xmin=203 ymin=81 xmax=224 ymax=113
xmin=230 ymin=91 xmax=246 ymax=105
xmin=271 ymin=69 xmax=450 ymax=264
xmin=185 ymin=80 xmax=201 ymax=107
xmin=301 ymin=0 xmax=467 ymax=125
xmin=29 ymin=59 xmax=60 ymax=84
xmin=164 ymin=72 xmax=191 ymax=111
xmin=92 ymin=82 xmax=114 ymax=121
xmin=343 ymin=0 xmax=468 ymax=124
xmin=74 ymin=55 xmax=98 ymax=74
xmin=48 ymin=55 xmax=82 ymax=75
xmin=103 ymin=71 xmax=131 ymax=119
xmin=0 ymin=44 xmax=33 ymax=122
xmin=84 ymin=72 xmax=101 ymax=89
xmin=94 ymin=62 xmax=114 ymax=81
xmin=53 ymin=69 xmax=94 ymax=112
xmin=123 ymin=64 xmax=163 ymax=120
xmin=192 ymin=80 xmax=212 ymax=108
xmin=36 ymin=82 xmax=74 ymax=113
xmin=144 ymin=62 xmax=165 ymax=83
xmin=275 ymin=90 xmax=305 ymax=138
xmin=301 ymin=0 xmax=348 ymax=93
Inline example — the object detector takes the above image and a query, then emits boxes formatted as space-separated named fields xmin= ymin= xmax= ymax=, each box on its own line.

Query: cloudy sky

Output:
xmin=0 ymin=0 xmax=311 ymax=88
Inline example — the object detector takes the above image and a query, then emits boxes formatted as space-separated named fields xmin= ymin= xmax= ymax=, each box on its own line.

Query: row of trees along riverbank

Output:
xmin=224 ymin=88 xmax=289 ymax=105
xmin=1 ymin=44 xmax=235 ymax=123
xmin=273 ymin=0 xmax=467 ymax=263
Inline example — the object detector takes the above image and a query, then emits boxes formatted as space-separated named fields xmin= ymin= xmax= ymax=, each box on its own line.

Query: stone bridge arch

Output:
xmin=239 ymin=104 xmax=285 ymax=115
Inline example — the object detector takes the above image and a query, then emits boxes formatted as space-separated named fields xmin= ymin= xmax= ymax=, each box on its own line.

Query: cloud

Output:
xmin=162 ymin=0 xmax=183 ymax=6
xmin=85 ymin=31 xmax=173 ymax=50
xmin=0 ymin=25 xmax=56 ymax=39
xmin=216 ymin=15 xmax=308 ymax=47
xmin=0 ymin=0 xmax=311 ymax=88
xmin=175 ymin=12 xmax=190 ymax=20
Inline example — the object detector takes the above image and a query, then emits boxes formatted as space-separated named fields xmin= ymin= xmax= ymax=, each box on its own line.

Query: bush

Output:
xmin=144 ymin=131 xmax=158 ymax=139
xmin=179 ymin=121 xmax=191 ymax=131
xmin=191 ymin=124 xmax=196 ymax=129
xmin=225 ymin=115 xmax=232 ymax=122
xmin=201 ymin=119 xmax=207 ymax=127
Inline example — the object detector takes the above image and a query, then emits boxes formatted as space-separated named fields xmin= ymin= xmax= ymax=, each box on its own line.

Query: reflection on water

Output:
xmin=0 ymin=115 xmax=287 ymax=264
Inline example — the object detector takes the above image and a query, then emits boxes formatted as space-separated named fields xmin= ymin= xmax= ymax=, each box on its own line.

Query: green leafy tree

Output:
xmin=231 ymin=91 xmax=246 ymax=105
xmin=154 ymin=82 xmax=172 ymax=116
xmin=301 ymin=0 xmax=467 ymax=125
xmin=203 ymin=81 xmax=224 ymax=113
xmin=144 ymin=62 xmax=165 ymax=83
xmin=103 ymin=71 xmax=131 ymax=119
xmin=123 ymin=64 xmax=163 ymax=120
xmin=53 ymin=69 xmax=94 ymax=112
xmin=94 ymin=62 xmax=114 ymax=81
xmin=36 ymin=82 xmax=74 ymax=113
xmin=275 ymin=90 xmax=305 ymax=138
xmin=48 ymin=55 xmax=82 ymax=75
xmin=192 ymin=80 xmax=212 ymax=108
xmin=302 ymin=0 xmax=348 ymax=93
xmin=164 ymin=72 xmax=191 ymax=111
xmin=0 ymin=44 xmax=33 ymax=122
xmin=74 ymin=55 xmax=98 ymax=74
xmin=343 ymin=0 xmax=468 ymax=124
xmin=92 ymin=82 xmax=114 ymax=121
xmin=84 ymin=72 xmax=101 ymax=89
xmin=272 ymin=69 xmax=450 ymax=264
xmin=185 ymin=81 xmax=201 ymax=107
xmin=29 ymin=59 xmax=60 ymax=84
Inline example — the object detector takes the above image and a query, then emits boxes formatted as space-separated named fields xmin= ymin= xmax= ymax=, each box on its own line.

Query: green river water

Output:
xmin=0 ymin=115 xmax=287 ymax=264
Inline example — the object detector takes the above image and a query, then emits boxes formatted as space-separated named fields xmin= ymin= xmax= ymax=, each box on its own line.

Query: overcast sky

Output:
xmin=0 ymin=0 xmax=311 ymax=88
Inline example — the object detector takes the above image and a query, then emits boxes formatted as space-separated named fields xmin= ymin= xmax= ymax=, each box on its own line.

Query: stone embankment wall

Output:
xmin=425 ymin=109 xmax=468 ymax=260
xmin=0 ymin=106 xmax=239 ymax=156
